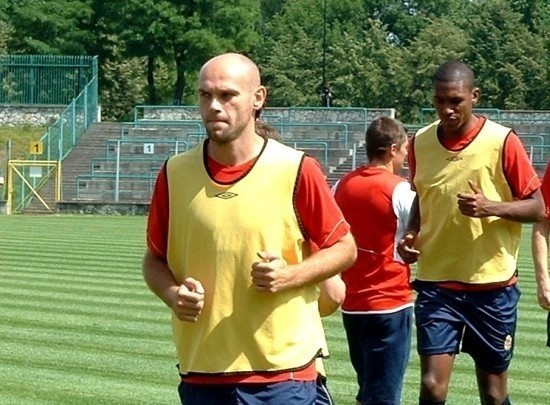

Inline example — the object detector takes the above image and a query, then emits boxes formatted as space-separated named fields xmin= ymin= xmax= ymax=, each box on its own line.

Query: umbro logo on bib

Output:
xmin=215 ymin=191 xmax=238 ymax=199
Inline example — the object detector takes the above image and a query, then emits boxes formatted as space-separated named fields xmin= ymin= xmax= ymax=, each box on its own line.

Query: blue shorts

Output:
xmin=413 ymin=281 xmax=520 ymax=373
xmin=178 ymin=379 xmax=317 ymax=405
xmin=315 ymin=375 xmax=334 ymax=405
xmin=342 ymin=307 xmax=413 ymax=405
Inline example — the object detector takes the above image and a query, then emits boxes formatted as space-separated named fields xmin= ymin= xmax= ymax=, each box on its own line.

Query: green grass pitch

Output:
xmin=0 ymin=215 xmax=549 ymax=404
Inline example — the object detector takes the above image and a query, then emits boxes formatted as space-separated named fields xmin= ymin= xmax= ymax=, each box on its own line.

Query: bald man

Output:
xmin=398 ymin=61 xmax=544 ymax=405
xmin=142 ymin=53 xmax=356 ymax=404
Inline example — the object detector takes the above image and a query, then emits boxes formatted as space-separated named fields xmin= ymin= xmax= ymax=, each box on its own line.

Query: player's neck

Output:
xmin=208 ymin=133 xmax=264 ymax=166
xmin=441 ymin=115 xmax=479 ymax=139
xmin=368 ymin=160 xmax=394 ymax=173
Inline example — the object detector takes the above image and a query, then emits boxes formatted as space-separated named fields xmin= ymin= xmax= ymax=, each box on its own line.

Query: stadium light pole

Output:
xmin=321 ymin=0 xmax=332 ymax=107
xmin=322 ymin=0 xmax=326 ymax=89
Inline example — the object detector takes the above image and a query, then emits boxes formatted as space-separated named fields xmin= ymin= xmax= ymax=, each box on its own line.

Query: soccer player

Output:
xmin=333 ymin=116 xmax=415 ymax=405
xmin=142 ymin=52 xmax=356 ymax=404
xmin=398 ymin=60 xmax=544 ymax=404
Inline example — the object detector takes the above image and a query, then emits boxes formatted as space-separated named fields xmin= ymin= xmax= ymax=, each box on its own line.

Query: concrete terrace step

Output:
xmin=62 ymin=122 xmax=124 ymax=201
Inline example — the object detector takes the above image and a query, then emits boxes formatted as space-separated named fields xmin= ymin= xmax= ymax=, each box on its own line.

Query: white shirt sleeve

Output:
xmin=330 ymin=179 xmax=340 ymax=196
xmin=392 ymin=181 xmax=416 ymax=259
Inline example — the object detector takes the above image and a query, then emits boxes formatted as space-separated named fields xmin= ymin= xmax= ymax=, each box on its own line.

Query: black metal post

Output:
xmin=321 ymin=0 xmax=332 ymax=107
xmin=322 ymin=0 xmax=326 ymax=89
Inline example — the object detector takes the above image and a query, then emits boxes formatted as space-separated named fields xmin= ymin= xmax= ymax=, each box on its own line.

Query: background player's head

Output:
xmin=365 ymin=116 xmax=408 ymax=169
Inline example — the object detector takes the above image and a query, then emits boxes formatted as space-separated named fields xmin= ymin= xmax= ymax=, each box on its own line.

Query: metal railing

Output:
xmin=288 ymin=141 xmax=330 ymax=167
xmin=0 ymin=55 xmax=97 ymax=105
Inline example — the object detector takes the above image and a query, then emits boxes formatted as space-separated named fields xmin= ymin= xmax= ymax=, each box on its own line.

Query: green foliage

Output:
xmin=0 ymin=0 xmax=547 ymax=121
xmin=6 ymin=0 xmax=95 ymax=54
xmin=96 ymin=0 xmax=261 ymax=109
xmin=0 ymin=19 xmax=12 ymax=52
xmin=0 ymin=126 xmax=46 ymax=162
xmin=461 ymin=0 xmax=549 ymax=110
xmin=401 ymin=19 xmax=469 ymax=121
xmin=98 ymin=37 xmax=147 ymax=121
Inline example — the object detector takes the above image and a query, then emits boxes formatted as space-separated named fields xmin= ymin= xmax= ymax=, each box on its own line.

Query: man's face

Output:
xmin=198 ymin=62 xmax=261 ymax=145
xmin=394 ymin=136 xmax=408 ymax=170
xmin=433 ymin=79 xmax=479 ymax=135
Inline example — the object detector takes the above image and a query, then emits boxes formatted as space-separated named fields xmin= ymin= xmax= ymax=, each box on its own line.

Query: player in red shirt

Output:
xmin=333 ymin=116 xmax=415 ymax=405
xmin=532 ymin=161 xmax=550 ymax=347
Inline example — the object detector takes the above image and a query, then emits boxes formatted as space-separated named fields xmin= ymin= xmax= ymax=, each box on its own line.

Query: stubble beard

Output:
xmin=205 ymin=126 xmax=234 ymax=145
xmin=205 ymin=122 xmax=247 ymax=145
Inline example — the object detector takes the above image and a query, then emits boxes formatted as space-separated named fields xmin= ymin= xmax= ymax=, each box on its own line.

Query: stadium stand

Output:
xmin=58 ymin=107 xmax=397 ymax=203
xmin=52 ymin=107 xmax=550 ymax=206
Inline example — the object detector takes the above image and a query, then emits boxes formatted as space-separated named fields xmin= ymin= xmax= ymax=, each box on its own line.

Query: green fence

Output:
xmin=35 ymin=76 xmax=99 ymax=162
xmin=0 ymin=55 xmax=97 ymax=105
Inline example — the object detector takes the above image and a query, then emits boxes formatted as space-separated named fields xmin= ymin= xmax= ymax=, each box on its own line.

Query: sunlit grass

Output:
xmin=0 ymin=215 xmax=549 ymax=404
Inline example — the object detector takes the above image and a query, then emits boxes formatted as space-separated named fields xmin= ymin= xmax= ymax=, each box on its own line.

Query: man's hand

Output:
xmin=170 ymin=277 xmax=205 ymax=322
xmin=397 ymin=231 xmax=420 ymax=264
xmin=457 ymin=180 xmax=490 ymax=218
xmin=537 ymin=279 xmax=550 ymax=311
xmin=251 ymin=251 xmax=290 ymax=293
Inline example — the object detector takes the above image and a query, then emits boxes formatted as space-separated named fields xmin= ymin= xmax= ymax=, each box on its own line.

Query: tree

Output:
xmin=99 ymin=0 xmax=261 ymax=107
xmin=509 ymin=0 xmax=550 ymax=34
xmin=328 ymin=20 xmax=407 ymax=110
xmin=401 ymin=18 xmax=469 ymax=121
xmin=98 ymin=37 xmax=148 ymax=121
xmin=171 ymin=0 xmax=261 ymax=105
xmin=0 ymin=0 xmax=11 ymax=52
xmin=97 ymin=0 xmax=177 ymax=105
xmin=5 ymin=0 xmax=95 ymax=54
xmin=258 ymin=0 xmax=383 ymax=106
xmin=461 ymin=0 xmax=548 ymax=110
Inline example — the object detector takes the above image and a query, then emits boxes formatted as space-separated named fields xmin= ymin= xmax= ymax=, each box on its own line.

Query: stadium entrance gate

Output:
xmin=5 ymin=160 xmax=61 ymax=214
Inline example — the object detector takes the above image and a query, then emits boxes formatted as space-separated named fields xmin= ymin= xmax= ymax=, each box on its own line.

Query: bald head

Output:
xmin=200 ymin=53 xmax=262 ymax=90
xmin=198 ymin=53 xmax=267 ymax=146
xmin=433 ymin=60 xmax=475 ymax=90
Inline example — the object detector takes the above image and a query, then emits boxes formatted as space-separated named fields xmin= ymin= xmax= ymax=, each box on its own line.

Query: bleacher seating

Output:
xmin=71 ymin=106 xmax=548 ymax=202
xmin=74 ymin=121 xmax=205 ymax=202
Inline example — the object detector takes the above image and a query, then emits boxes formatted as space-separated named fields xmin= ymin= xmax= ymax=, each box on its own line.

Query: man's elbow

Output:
xmin=340 ymin=232 xmax=357 ymax=269
xmin=533 ymin=217 xmax=550 ymax=237
xmin=529 ymin=191 xmax=546 ymax=222
xmin=530 ymin=204 xmax=546 ymax=223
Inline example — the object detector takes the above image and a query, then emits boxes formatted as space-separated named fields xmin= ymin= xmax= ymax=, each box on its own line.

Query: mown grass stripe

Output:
xmin=1 ymin=271 xmax=147 ymax=289
xmin=1 ymin=324 xmax=173 ymax=358
xmin=1 ymin=315 xmax=170 ymax=345
xmin=2 ymin=265 xmax=146 ymax=283
xmin=0 ymin=278 xmax=151 ymax=299
xmin=0 ymin=362 xmax=178 ymax=404
xmin=0 ymin=298 xmax=170 ymax=327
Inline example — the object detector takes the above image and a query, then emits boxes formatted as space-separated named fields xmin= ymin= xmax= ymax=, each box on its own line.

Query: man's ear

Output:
xmin=472 ymin=87 xmax=480 ymax=105
xmin=253 ymin=85 xmax=267 ymax=111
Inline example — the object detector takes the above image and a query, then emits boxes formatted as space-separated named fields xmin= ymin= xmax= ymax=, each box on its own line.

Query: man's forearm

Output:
xmin=142 ymin=249 xmax=179 ymax=308
xmin=491 ymin=191 xmax=545 ymax=223
xmin=406 ymin=196 xmax=420 ymax=233
xmin=532 ymin=220 xmax=550 ymax=284
xmin=290 ymin=232 xmax=356 ymax=289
